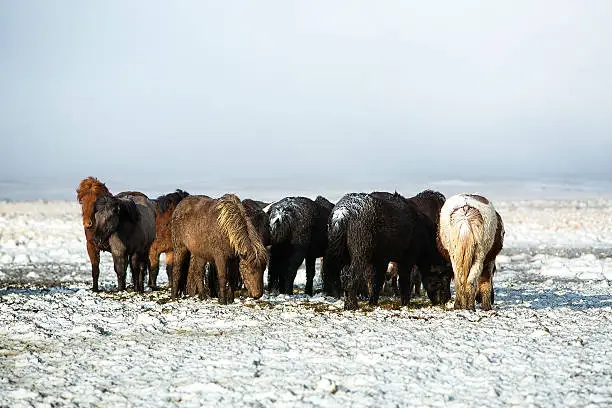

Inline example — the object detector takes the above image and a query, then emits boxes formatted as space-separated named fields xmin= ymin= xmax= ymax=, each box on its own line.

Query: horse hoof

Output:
xmin=344 ymin=299 xmax=358 ymax=311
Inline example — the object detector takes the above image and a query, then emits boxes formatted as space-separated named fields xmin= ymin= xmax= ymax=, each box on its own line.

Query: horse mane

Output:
xmin=76 ymin=177 xmax=110 ymax=203
xmin=216 ymin=194 xmax=268 ymax=268
xmin=155 ymin=189 xmax=190 ymax=214
xmin=115 ymin=191 xmax=148 ymax=199
xmin=411 ymin=189 xmax=446 ymax=205
xmin=95 ymin=196 xmax=140 ymax=223
xmin=118 ymin=198 xmax=141 ymax=223
xmin=315 ymin=195 xmax=335 ymax=212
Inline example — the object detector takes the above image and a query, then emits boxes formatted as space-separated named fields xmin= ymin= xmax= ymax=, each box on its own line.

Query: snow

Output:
xmin=0 ymin=199 xmax=611 ymax=407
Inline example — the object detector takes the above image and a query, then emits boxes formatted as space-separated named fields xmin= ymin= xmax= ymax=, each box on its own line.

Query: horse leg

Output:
xmin=464 ymin=257 xmax=484 ymax=311
xmin=130 ymin=254 xmax=142 ymax=293
xmin=215 ymin=256 xmax=231 ymax=305
xmin=411 ymin=265 xmax=422 ymax=296
xmin=148 ymin=243 xmax=160 ymax=289
xmin=112 ymin=252 xmax=128 ymax=291
xmin=130 ymin=254 xmax=139 ymax=292
xmin=87 ymin=240 xmax=101 ymax=292
xmin=206 ymin=263 xmax=218 ymax=298
xmin=478 ymin=261 xmax=495 ymax=311
xmin=226 ymin=257 xmax=240 ymax=303
xmin=186 ymin=256 xmax=206 ymax=299
xmin=322 ymin=256 xmax=341 ymax=298
xmin=368 ymin=261 xmax=387 ymax=306
xmin=165 ymin=251 xmax=174 ymax=287
xmin=397 ymin=261 xmax=415 ymax=306
xmin=267 ymin=245 xmax=283 ymax=294
xmin=283 ymin=246 xmax=306 ymax=295
xmin=341 ymin=264 xmax=358 ymax=311
xmin=391 ymin=275 xmax=400 ymax=297
xmin=171 ymin=246 xmax=188 ymax=299
xmin=304 ymin=256 xmax=316 ymax=296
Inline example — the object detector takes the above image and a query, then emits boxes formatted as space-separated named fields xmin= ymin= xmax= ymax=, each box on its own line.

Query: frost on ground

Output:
xmin=0 ymin=200 xmax=611 ymax=407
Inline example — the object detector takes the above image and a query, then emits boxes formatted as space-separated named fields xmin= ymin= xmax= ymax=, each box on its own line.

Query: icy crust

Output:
xmin=0 ymin=199 xmax=612 ymax=406
xmin=0 ymin=272 xmax=611 ymax=408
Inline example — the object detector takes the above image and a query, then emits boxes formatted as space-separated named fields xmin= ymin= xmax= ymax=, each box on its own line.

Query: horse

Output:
xmin=77 ymin=177 xmax=112 ymax=291
xmin=207 ymin=198 xmax=271 ymax=298
xmin=380 ymin=190 xmax=449 ymax=297
xmin=242 ymin=199 xmax=271 ymax=246
xmin=93 ymin=194 xmax=156 ymax=292
xmin=437 ymin=194 xmax=504 ymax=310
xmin=323 ymin=191 xmax=448 ymax=310
xmin=148 ymin=189 xmax=190 ymax=289
xmin=76 ymin=177 xmax=150 ymax=291
xmin=171 ymin=194 xmax=267 ymax=304
xmin=266 ymin=195 xmax=334 ymax=296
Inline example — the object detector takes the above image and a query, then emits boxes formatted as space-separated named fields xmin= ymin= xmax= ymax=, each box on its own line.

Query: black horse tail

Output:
xmin=268 ymin=206 xmax=292 ymax=245
xmin=321 ymin=207 xmax=349 ymax=296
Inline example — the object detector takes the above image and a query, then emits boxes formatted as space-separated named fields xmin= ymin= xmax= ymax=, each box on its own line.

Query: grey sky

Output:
xmin=1 ymin=1 xmax=611 ymax=187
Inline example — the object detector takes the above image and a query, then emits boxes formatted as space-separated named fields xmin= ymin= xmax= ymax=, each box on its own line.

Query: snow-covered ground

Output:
xmin=0 ymin=199 xmax=611 ymax=407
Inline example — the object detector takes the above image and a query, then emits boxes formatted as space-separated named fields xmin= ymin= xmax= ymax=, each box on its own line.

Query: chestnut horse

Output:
xmin=77 ymin=177 xmax=151 ymax=291
xmin=76 ymin=177 xmax=113 ymax=292
xmin=171 ymin=194 xmax=267 ymax=304
xmin=148 ymin=189 xmax=190 ymax=289
xmin=438 ymin=194 xmax=504 ymax=310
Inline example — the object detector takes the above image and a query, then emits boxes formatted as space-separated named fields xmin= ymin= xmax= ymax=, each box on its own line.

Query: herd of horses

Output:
xmin=76 ymin=177 xmax=505 ymax=311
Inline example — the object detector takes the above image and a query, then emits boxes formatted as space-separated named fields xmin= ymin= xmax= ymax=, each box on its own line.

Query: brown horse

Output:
xmin=148 ymin=189 xmax=190 ymax=289
xmin=77 ymin=177 xmax=113 ymax=292
xmin=207 ymin=198 xmax=271 ymax=298
xmin=77 ymin=177 xmax=151 ymax=291
xmin=171 ymin=194 xmax=267 ymax=304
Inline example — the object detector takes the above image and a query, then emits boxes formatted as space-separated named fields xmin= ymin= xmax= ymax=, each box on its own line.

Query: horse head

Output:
xmin=93 ymin=196 xmax=121 ymax=246
xmin=238 ymin=249 xmax=267 ymax=300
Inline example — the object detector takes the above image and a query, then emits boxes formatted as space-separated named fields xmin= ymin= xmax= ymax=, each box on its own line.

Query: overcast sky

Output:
xmin=1 ymin=1 xmax=611 ymax=188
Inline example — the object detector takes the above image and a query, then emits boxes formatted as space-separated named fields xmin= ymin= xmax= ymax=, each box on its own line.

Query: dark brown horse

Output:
xmin=148 ymin=189 xmax=190 ymax=289
xmin=93 ymin=194 xmax=156 ymax=292
xmin=171 ymin=194 xmax=267 ymax=304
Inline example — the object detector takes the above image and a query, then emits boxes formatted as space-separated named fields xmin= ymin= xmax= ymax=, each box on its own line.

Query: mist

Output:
xmin=1 ymin=1 xmax=611 ymax=194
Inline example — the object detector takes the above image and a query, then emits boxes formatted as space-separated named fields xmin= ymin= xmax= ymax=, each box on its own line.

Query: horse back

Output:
xmin=172 ymin=196 xmax=230 ymax=260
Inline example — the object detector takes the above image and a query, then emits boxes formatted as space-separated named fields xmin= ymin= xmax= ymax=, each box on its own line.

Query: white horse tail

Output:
xmin=448 ymin=204 xmax=483 ymax=290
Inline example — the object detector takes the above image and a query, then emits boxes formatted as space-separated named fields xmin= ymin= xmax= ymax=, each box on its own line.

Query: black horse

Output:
xmin=266 ymin=196 xmax=334 ymax=296
xmin=322 ymin=191 xmax=449 ymax=310
xmin=370 ymin=191 xmax=452 ymax=305
xmin=93 ymin=194 xmax=156 ymax=292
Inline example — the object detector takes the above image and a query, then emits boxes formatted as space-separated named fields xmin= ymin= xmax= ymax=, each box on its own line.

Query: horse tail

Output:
xmin=216 ymin=194 xmax=268 ymax=268
xmin=448 ymin=205 xmax=483 ymax=289
xmin=268 ymin=205 xmax=292 ymax=244
xmin=321 ymin=205 xmax=350 ymax=295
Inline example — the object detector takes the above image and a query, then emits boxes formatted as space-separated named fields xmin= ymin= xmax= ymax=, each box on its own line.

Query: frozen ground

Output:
xmin=0 ymin=199 xmax=611 ymax=407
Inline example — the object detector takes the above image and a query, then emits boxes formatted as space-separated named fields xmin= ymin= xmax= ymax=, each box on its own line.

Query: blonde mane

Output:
xmin=216 ymin=194 xmax=268 ymax=268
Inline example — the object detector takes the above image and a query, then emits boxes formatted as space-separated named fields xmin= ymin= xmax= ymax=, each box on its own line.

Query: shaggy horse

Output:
xmin=437 ymin=194 xmax=504 ymax=310
xmin=323 ymin=191 xmax=449 ymax=310
xmin=266 ymin=195 xmax=333 ymax=296
xmin=76 ymin=177 xmax=149 ymax=291
xmin=171 ymin=194 xmax=267 ymax=304
xmin=207 ymin=198 xmax=271 ymax=298
xmin=242 ymin=199 xmax=271 ymax=246
xmin=77 ymin=177 xmax=113 ymax=292
xmin=93 ymin=194 xmax=156 ymax=292
xmin=148 ymin=189 xmax=190 ymax=289
xmin=381 ymin=190 xmax=449 ymax=297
